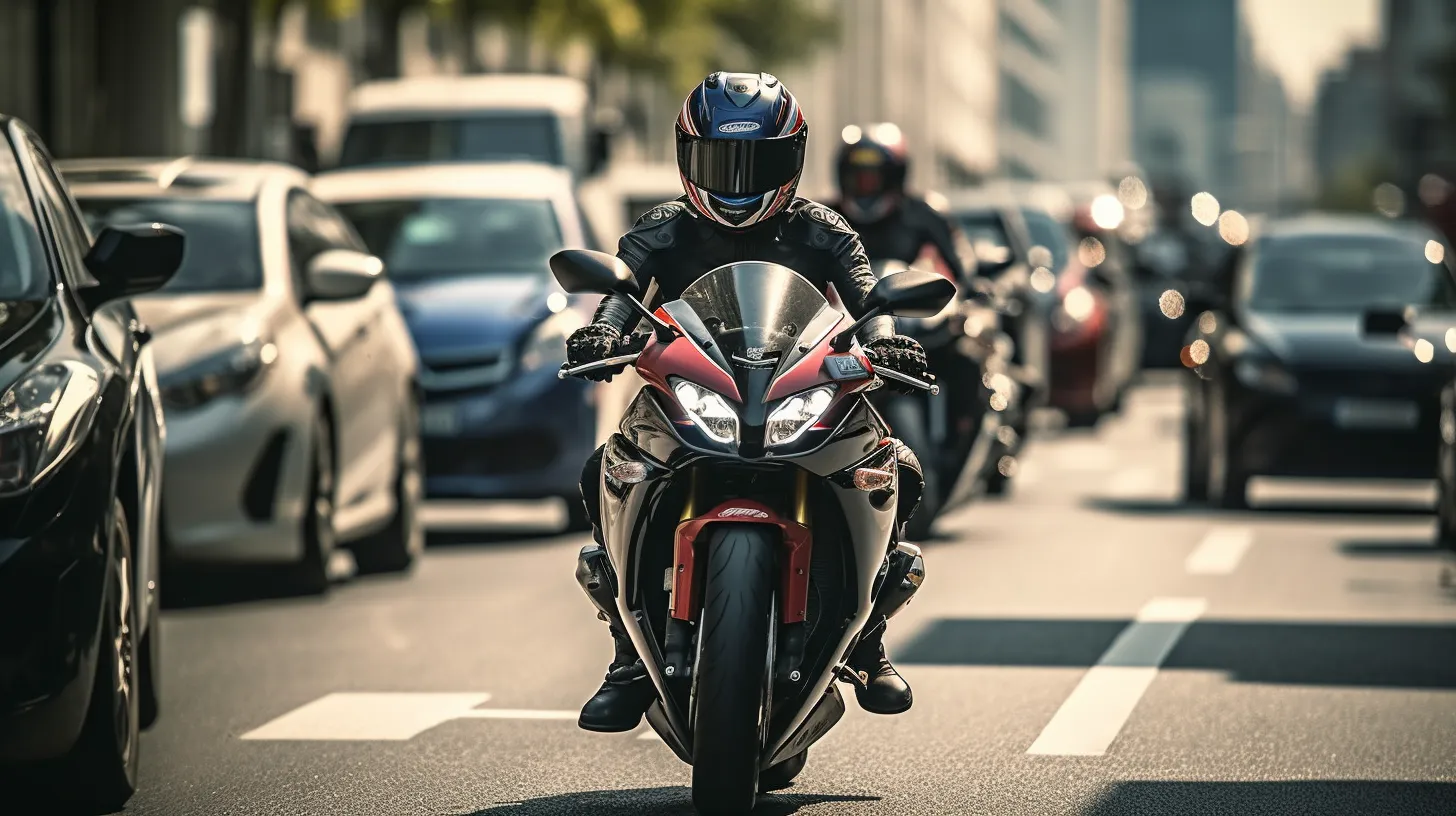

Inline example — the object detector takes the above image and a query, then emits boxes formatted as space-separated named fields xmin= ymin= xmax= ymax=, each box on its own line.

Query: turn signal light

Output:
xmin=852 ymin=467 xmax=894 ymax=491
xmin=607 ymin=460 xmax=648 ymax=484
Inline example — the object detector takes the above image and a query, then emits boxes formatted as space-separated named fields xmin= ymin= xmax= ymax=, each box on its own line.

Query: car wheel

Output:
xmin=293 ymin=413 xmax=336 ymax=595
xmin=51 ymin=499 xmax=141 ymax=812
xmin=351 ymin=402 xmax=425 ymax=574
xmin=1205 ymin=387 xmax=1249 ymax=510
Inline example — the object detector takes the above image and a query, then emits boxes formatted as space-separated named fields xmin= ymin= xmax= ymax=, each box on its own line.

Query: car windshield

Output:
xmin=74 ymin=198 xmax=262 ymax=293
xmin=0 ymin=141 xmax=48 ymax=301
xmin=333 ymin=198 xmax=562 ymax=281
xmin=337 ymin=114 xmax=561 ymax=168
xmin=1021 ymin=208 xmax=1071 ymax=273
xmin=954 ymin=211 xmax=1014 ymax=265
xmin=677 ymin=262 xmax=835 ymax=362
xmin=1244 ymin=235 xmax=1456 ymax=312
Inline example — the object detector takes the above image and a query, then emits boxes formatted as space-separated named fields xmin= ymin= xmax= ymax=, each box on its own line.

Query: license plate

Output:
xmin=421 ymin=403 xmax=461 ymax=436
xmin=1333 ymin=399 xmax=1419 ymax=429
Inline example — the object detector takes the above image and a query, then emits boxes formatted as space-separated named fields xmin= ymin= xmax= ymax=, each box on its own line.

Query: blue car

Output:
xmin=315 ymin=163 xmax=602 ymax=526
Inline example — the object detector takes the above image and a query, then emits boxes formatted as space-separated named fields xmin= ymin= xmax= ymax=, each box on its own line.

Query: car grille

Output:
xmin=419 ymin=347 xmax=512 ymax=392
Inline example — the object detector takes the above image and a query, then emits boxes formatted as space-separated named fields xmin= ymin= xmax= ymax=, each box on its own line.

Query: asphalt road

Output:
xmin=94 ymin=379 xmax=1456 ymax=815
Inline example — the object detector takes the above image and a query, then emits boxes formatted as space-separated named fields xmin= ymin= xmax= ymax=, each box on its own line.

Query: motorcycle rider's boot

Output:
xmin=578 ymin=625 xmax=657 ymax=732
xmin=847 ymin=619 xmax=913 ymax=715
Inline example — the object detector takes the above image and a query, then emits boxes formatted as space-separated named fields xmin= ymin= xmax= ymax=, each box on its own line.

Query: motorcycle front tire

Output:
xmin=691 ymin=524 xmax=778 ymax=816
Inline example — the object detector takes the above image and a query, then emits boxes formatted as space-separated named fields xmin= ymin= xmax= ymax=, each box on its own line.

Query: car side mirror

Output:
xmin=1361 ymin=307 xmax=1410 ymax=337
xmin=831 ymin=268 xmax=957 ymax=351
xmin=549 ymin=249 xmax=638 ymax=296
xmin=80 ymin=223 xmax=185 ymax=310
xmin=307 ymin=249 xmax=382 ymax=300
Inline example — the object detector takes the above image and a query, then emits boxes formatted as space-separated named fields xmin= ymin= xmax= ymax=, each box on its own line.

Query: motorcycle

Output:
xmin=552 ymin=249 xmax=954 ymax=815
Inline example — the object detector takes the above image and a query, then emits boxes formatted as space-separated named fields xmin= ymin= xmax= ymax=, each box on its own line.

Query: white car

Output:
xmin=60 ymin=158 xmax=423 ymax=593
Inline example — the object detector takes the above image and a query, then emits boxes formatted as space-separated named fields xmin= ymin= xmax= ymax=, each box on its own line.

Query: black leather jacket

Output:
xmin=831 ymin=195 xmax=969 ymax=284
xmin=593 ymin=197 xmax=895 ymax=342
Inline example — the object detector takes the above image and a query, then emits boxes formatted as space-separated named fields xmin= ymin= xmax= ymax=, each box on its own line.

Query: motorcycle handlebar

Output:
xmin=557 ymin=353 xmax=643 ymax=380
xmin=877 ymin=367 xmax=940 ymax=395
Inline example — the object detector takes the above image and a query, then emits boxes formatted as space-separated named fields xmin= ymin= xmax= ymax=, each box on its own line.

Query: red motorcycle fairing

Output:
xmin=670 ymin=499 xmax=814 ymax=624
xmin=635 ymin=311 xmax=742 ymax=404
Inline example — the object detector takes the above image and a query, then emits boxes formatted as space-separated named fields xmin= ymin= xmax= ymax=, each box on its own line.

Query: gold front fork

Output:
xmin=793 ymin=467 xmax=810 ymax=525
xmin=681 ymin=466 xmax=698 ymax=521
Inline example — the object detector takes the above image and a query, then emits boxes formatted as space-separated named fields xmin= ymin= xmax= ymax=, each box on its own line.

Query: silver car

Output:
xmin=60 ymin=158 xmax=423 ymax=594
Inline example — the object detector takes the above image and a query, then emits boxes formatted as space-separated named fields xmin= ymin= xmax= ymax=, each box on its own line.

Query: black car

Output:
xmin=1183 ymin=214 xmax=1454 ymax=509
xmin=0 ymin=117 xmax=182 ymax=809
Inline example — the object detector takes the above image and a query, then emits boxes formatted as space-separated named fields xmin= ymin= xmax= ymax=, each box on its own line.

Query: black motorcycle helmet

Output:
xmin=835 ymin=123 xmax=909 ymax=223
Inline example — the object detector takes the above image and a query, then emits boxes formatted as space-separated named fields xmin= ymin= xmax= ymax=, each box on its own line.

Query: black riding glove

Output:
xmin=865 ymin=335 xmax=930 ymax=395
xmin=566 ymin=324 xmax=622 ymax=382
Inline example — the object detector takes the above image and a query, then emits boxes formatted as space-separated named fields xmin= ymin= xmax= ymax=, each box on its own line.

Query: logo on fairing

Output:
xmin=718 ymin=507 xmax=770 ymax=519
xmin=718 ymin=121 xmax=762 ymax=134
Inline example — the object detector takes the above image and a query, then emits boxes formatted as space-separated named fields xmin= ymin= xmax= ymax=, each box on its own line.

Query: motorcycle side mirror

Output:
xmin=830 ymin=268 xmax=957 ymax=351
xmin=548 ymin=249 xmax=677 ymax=343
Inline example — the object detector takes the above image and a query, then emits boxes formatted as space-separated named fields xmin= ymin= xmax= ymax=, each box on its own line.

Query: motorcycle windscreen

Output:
xmin=677 ymin=262 xmax=837 ymax=365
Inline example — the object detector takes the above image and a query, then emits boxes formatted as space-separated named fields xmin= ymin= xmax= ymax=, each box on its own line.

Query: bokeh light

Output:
xmin=997 ymin=456 xmax=1019 ymax=478
xmin=996 ymin=425 xmax=1019 ymax=447
xmin=1419 ymin=173 xmax=1451 ymax=208
xmin=1190 ymin=192 xmax=1219 ymax=226
xmin=1198 ymin=311 xmax=1218 ymax=333
xmin=1028 ymin=245 xmax=1054 ymax=268
xmin=1217 ymin=210 xmax=1249 ymax=245
xmin=1415 ymin=338 xmax=1435 ymax=363
xmin=840 ymin=124 xmax=862 ymax=144
xmin=1426 ymin=240 xmax=1445 ymax=264
xmin=989 ymin=392 xmax=1009 ymax=412
xmin=870 ymin=122 xmax=903 ymax=144
xmin=1090 ymin=194 xmax=1125 ymax=230
xmin=1030 ymin=267 xmax=1056 ymax=293
xmin=1189 ymin=339 xmax=1210 ymax=366
xmin=1117 ymin=176 xmax=1148 ymax=210
xmin=1373 ymin=182 xmax=1406 ymax=218
xmin=1446 ymin=328 xmax=1456 ymax=353
xmin=1078 ymin=236 xmax=1107 ymax=267
xmin=1159 ymin=289 xmax=1186 ymax=319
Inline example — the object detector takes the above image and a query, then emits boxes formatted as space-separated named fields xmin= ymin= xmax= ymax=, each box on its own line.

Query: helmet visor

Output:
xmin=677 ymin=128 xmax=806 ymax=197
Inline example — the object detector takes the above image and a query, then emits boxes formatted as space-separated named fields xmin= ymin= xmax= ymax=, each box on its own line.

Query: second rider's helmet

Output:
xmin=676 ymin=71 xmax=808 ymax=228
xmin=835 ymin=123 xmax=909 ymax=224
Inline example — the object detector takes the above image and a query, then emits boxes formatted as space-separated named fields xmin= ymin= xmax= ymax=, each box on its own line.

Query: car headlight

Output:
xmin=671 ymin=378 xmax=739 ymax=443
xmin=161 ymin=337 xmax=276 ymax=411
xmin=766 ymin=385 xmax=837 ymax=447
xmin=1234 ymin=358 xmax=1297 ymax=394
xmin=0 ymin=361 xmax=101 ymax=494
xmin=520 ymin=309 xmax=585 ymax=372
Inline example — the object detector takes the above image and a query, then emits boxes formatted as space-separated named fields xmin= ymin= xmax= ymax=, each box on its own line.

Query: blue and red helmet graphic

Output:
xmin=675 ymin=72 xmax=808 ymax=228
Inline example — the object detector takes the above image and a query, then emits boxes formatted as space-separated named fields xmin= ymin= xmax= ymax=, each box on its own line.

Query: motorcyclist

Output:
xmin=829 ymin=123 xmax=970 ymax=284
xmin=566 ymin=72 xmax=931 ymax=733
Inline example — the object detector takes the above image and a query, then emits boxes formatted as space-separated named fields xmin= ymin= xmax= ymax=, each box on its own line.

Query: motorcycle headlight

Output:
xmin=1234 ymin=358 xmax=1297 ymax=394
xmin=0 ymin=361 xmax=101 ymax=494
xmin=671 ymin=378 xmax=739 ymax=443
xmin=520 ymin=309 xmax=585 ymax=372
xmin=766 ymin=385 xmax=837 ymax=447
xmin=161 ymin=337 xmax=276 ymax=411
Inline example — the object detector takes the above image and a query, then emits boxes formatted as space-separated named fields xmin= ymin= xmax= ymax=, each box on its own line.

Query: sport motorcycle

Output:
xmin=552 ymin=249 xmax=954 ymax=815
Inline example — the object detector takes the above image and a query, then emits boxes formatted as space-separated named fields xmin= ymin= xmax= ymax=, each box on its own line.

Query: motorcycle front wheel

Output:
xmin=691 ymin=524 xmax=778 ymax=816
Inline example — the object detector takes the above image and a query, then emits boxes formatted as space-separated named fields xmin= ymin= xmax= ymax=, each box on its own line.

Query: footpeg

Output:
xmin=834 ymin=664 xmax=870 ymax=691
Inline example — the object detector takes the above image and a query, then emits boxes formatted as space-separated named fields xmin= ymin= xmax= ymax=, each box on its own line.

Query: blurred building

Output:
xmin=1053 ymin=0 xmax=1131 ymax=182
xmin=1313 ymin=47 xmax=1387 ymax=192
xmin=995 ymin=0 xmax=1062 ymax=180
xmin=1129 ymin=0 xmax=1302 ymax=214
xmin=1383 ymin=0 xmax=1456 ymax=189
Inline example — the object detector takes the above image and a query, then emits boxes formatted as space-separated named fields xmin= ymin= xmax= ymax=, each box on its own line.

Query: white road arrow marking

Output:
xmin=1027 ymin=597 xmax=1207 ymax=756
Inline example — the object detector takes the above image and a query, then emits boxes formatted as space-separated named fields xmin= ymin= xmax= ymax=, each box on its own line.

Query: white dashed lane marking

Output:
xmin=1027 ymin=597 xmax=1207 ymax=757
xmin=1186 ymin=527 xmax=1254 ymax=575
xmin=240 ymin=694 xmax=580 ymax=741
